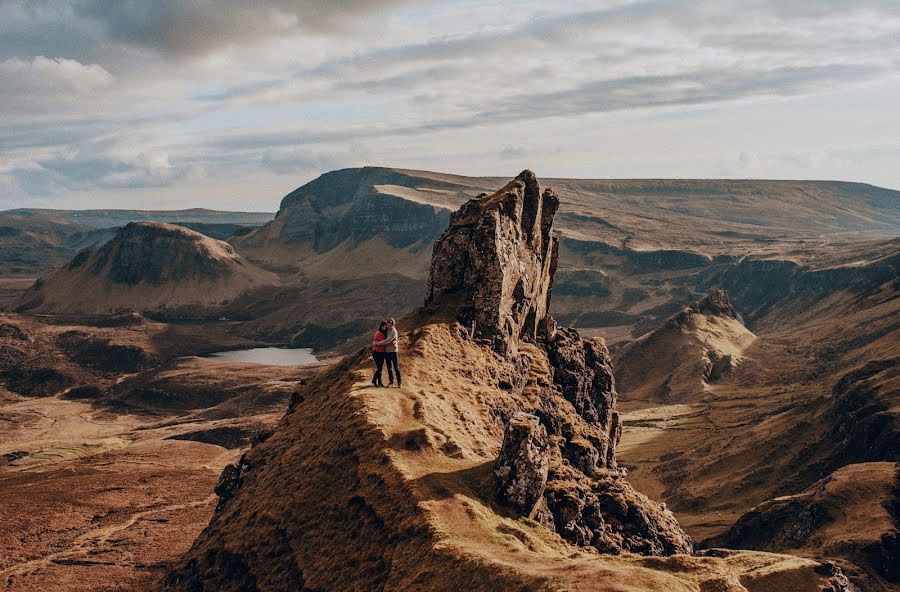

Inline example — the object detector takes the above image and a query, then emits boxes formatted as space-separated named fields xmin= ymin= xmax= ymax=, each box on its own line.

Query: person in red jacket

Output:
xmin=374 ymin=317 xmax=400 ymax=388
xmin=371 ymin=320 xmax=388 ymax=387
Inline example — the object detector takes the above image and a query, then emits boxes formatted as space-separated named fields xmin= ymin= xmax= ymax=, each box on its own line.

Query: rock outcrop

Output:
xmin=542 ymin=467 xmax=693 ymax=555
xmin=543 ymin=327 xmax=622 ymax=471
xmin=469 ymin=173 xmax=692 ymax=555
xmin=494 ymin=411 xmax=550 ymax=518
xmin=17 ymin=222 xmax=277 ymax=314
xmin=664 ymin=288 xmax=739 ymax=329
xmin=425 ymin=170 xmax=559 ymax=354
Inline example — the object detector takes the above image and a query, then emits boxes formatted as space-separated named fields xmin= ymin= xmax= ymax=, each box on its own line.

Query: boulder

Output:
xmin=426 ymin=170 xmax=559 ymax=355
xmin=543 ymin=468 xmax=694 ymax=556
xmin=495 ymin=412 xmax=551 ymax=518
xmin=213 ymin=453 xmax=251 ymax=513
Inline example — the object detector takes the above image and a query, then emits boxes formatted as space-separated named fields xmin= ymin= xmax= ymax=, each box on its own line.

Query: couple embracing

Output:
xmin=371 ymin=317 xmax=401 ymax=388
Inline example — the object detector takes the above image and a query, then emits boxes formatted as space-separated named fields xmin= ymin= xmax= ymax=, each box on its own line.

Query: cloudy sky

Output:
xmin=1 ymin=0 xmax=899 ymax=211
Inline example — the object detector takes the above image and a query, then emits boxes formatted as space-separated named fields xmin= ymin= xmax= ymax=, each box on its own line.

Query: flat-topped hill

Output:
xmin=238 ymin=167 xmax=899 ymax=261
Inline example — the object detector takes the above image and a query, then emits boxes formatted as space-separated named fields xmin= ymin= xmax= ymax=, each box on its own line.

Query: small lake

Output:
xmin=206 ymin=347 xmax=319 ymax=366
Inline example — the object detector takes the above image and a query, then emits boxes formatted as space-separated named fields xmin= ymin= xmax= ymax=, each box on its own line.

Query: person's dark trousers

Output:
xmin=385 ymin=352 xmax=401 ymax=386
xmin=372 ymin=352 xmax=385 ymax=386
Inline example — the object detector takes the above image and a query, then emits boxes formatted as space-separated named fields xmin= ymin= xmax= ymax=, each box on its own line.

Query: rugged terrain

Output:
xmin=614 ymin=268 xmax=899 ymax=588
xmin=0 ymin=166 xmax=896 ymax=591
xmin=226 ymin=167 xmax=900 ymax=349
xmin=0 ymin=312 xmax=321 ymax=592
xmin=163 ymin=172 xmax=858 ymax=591
xmin=7 ymin=168 xmax=898 ymax=351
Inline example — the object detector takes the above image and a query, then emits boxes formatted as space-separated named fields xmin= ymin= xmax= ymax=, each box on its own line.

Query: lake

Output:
xmin=206 ymin=347 xmax=319 ymax=366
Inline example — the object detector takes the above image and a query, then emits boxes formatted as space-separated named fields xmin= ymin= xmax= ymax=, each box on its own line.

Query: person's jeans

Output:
xmin=385 ymin=352 xmax=401 ymax=385
xmin=372 ymin=352 xmax=385 ymax=385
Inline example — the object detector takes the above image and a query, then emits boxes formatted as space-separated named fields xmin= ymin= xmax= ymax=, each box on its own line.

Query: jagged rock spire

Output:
xmin=425 ymin=170 xmax=560 ymax=354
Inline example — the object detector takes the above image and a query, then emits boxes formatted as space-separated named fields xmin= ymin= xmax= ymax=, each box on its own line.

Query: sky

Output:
xmin=1 ymin=0 xmax=899 ymax=211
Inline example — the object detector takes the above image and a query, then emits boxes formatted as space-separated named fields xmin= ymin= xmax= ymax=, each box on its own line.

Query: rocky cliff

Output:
xmin=425 ymin=170 xmax=559 ymax=354
xmin=432 ymin=172 xmax=690 ymax=554
xmin=235 ymin=167 xmax=458 ymax=255
xmin=162 ymin=173 xmax=854 ymax=592
xmin=17 ymin=222 xmax=278 ymax=314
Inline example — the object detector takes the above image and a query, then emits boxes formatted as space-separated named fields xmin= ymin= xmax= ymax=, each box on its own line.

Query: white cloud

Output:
xmin=0 ymin=56 xmax=112 ymax=96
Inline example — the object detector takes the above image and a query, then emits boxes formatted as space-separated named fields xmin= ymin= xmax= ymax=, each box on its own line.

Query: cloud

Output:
xmin=500 ymin=146 xmax=528 ymax=160
xmin=0 ymin=56 xmax=112 ymax=107
xmin=0 ymin=0 xmax=422 ymax=63
xmin=479 ymin=63 xmax=886 ymax=122
xmin=12 ymin=148 xmax=188 ymax=196
xmin=203 ymin=62 xmax=887 ymax=154
xmin=2 ymin=0 xmax=900 ymax=206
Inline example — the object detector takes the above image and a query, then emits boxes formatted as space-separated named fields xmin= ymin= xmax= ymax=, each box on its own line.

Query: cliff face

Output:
xmin=424 ymin=172 xmax=689 ymax=554
xmin=237 ymin=167 xmax=454 ymax=252
xmin=426 ymin=170 xmax=559 ymax=354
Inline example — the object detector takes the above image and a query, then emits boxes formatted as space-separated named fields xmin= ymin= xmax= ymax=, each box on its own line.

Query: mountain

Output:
xmin=17 ymin=222 xmax=277 ymax=314
xmin=8 ymin=168 xmax=897 ymax=349
xmin=613 ymin=249 xmax=898 ymax=589
xmin=240 ymin=168 xmax=900 ymax=256
xmin=220 ymin=167 xmax=900 ymax=350
xmin=614 ymin=289 xmax=756 ymax=402
xmin=0 ymin=208 xmax=273 ymax=276
xmin=162 ymin=172 xmax=854 ymax=592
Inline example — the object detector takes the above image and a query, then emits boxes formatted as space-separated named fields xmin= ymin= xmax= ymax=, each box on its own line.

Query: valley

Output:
xmin=0 ymin=167 xmax=897 ymax=591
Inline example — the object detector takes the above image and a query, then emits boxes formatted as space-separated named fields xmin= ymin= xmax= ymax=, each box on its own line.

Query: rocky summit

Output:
xmin=426 ymin=170 xmax=559 ymax=354
xmin=161 ymin=172 xmax=854 ymax=592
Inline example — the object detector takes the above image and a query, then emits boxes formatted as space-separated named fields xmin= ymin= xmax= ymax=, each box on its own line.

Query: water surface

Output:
xmin=207 ymin=347 xmax=318 ymax=366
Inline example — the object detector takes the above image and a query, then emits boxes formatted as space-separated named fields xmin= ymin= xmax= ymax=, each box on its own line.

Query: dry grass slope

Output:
xmin=164 ymin=318 xmax=851 ymax=591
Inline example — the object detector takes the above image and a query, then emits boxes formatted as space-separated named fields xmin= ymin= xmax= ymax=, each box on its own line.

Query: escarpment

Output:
xmin=163 ymin=172 xmax=855 ymax=592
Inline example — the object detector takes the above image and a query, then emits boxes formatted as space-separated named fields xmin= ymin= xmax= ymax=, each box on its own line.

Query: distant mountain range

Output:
xmin=4 ymin=168 xmax=898 ymax=348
